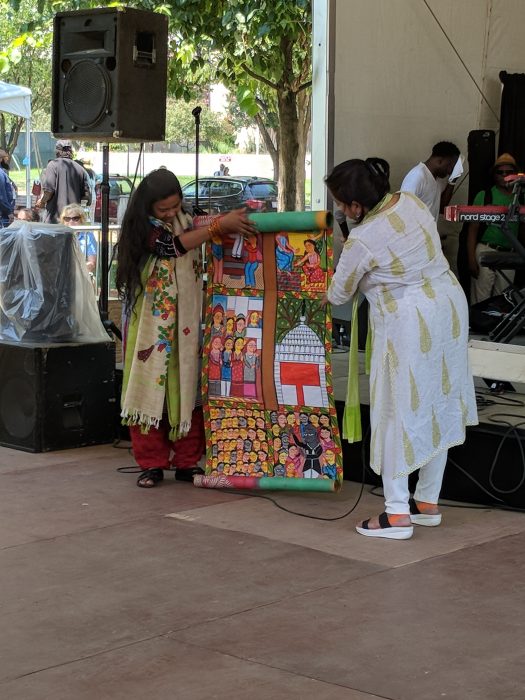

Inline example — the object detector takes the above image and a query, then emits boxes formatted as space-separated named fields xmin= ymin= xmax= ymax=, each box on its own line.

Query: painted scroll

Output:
xmin=197 ymin=210 xmax=343 ymax=491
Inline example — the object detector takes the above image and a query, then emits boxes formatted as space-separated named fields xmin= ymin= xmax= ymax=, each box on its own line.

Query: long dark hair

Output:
xmin=116 ymin=168 xmax=183 ymax=306
xmin=325 ymin=157 xmax=390 ymax=211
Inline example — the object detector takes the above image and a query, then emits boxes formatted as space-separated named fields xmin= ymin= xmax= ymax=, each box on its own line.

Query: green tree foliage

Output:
xmin=165 ymin=98 xmax=235 ymax=152
xmin=162 ymin=0 xmax=312 ymax=210
xmin=0 ymin=0 xmax=53 ymax=153
xmin=7 ymin=0 xmax=312 ymax=209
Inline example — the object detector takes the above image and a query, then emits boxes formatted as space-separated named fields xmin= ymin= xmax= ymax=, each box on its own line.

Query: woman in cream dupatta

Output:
xmin=117 ymin=169 xmax=256 ymax=488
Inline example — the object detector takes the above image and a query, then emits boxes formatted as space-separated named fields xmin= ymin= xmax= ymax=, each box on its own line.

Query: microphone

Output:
xmin=192 ymin=106 xmax=202 ymax=123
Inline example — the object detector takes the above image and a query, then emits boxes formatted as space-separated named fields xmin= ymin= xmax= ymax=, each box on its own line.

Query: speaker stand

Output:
xmin=98 ymin=144 xmax=122 ymax=341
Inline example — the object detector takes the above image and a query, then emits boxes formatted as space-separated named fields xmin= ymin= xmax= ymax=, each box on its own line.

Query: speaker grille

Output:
xmin=63 ymin=61 xmax=111 ymax=127
xmin=1 ymin=375 xmax=36 ymax=440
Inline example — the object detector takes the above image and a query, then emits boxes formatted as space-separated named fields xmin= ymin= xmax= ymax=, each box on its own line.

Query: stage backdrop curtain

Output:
xmin=499 ymin=72 xmax=525 ymax=167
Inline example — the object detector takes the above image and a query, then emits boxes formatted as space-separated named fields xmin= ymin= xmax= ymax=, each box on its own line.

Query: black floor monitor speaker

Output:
xmin=52 ymin=7 xmax=168 ymax=142
xmin=0 ymin=341 xmax=116 ymax=452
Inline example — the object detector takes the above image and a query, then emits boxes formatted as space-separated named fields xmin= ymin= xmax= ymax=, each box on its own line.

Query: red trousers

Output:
xmin=130 ymin=407 xmax=205 ymax=470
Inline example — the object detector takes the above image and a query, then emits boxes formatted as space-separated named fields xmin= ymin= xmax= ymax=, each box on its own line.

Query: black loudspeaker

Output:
xmin=0 ymin=226 xmax=76 ymax=343
xmin=52 ymin=7 xmax=168 ymax=142
xmin=443 ymin=424 xmax=525 ymax=509
xmin=0 ymin=341 xmax=116 ymax=452
xmin=457 ymin=130 xmax=496 ymax=300
xmin=467 ymin=129 xmax=496 ymax=204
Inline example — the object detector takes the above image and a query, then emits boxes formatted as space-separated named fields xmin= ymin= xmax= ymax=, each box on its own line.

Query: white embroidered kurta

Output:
xmin=328 ymin=193 xmax=478 ymax=477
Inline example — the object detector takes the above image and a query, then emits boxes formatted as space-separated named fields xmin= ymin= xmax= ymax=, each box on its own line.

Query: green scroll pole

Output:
xmin=248 ymin=210 xmax=333 ymax=233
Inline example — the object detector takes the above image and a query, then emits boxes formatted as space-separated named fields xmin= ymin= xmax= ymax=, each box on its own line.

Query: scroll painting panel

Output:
xmin=199 ymin=212 xmax=343 ymax=490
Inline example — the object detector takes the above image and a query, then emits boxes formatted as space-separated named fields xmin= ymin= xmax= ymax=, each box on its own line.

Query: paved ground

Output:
xmin=1 ymin=440 xmax=525 ymax=700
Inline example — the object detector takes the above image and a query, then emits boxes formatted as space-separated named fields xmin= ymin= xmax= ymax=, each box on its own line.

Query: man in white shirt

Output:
xmin=401 ymin=141 xmax=460 ymax=221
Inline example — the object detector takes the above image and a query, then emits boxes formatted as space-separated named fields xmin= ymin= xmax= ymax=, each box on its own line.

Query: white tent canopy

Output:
xmin=0 ymin=80 xmax=32 ymax=206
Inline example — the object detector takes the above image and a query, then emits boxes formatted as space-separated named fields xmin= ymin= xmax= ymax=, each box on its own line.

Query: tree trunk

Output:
xmin=295 ymin=91 xmax=311 ymax=210
xmin=277 ymin=89 xmax=299 ymax=211
xmin=255 ymin=113 xmax=279 ymax=181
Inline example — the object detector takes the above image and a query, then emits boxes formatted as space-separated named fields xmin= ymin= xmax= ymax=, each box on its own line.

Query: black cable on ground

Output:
xmin=115 ymin=428 xmax=371 ymax=522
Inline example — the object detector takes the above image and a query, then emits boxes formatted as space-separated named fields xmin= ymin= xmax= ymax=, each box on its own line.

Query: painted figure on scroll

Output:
xmin=247 ymin=310 xmax=262 ymax=328
xmin=275 ymin=232 xmax=295 ymax=272
xmin=325 ymin=157 xmax=478 ymax=538
xmin=208 ymin=335 xmax=223 ymax=396
xmin=243 ymin=338 xmax=260 ymax=398
xmin=296 ymin=235 xmax=324 ymax=284
xmin=230 ymin=336 xmax=246 ymax=397
xmin=117 ymin=167 xmax=257 ymax=488
xmin=220 ymin=336 xmax=234 ymax=396
xmin=211 ymin=240 xmax=224 ymax=284
xmin=243 ymin=233 xmax=262 ymax=287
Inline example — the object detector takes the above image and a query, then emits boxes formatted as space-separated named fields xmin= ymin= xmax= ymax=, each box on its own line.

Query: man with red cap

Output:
xmin=467 ymin=152 xmax=524 ymax=304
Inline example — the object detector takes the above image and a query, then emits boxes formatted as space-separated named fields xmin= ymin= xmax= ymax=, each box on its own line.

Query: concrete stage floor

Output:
xmin=2 ymin=436 xmax=525 ymax=700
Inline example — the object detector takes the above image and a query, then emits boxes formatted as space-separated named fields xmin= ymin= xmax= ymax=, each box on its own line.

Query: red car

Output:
xmin=94 ymin=175 xmax=134 ymax=222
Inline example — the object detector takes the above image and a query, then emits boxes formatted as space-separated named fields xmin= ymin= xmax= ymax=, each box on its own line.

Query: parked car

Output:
xmin=94 ymin=174 xmax=134 ymax=222
xmin=182 ymin=176 xmax=278 ymax=214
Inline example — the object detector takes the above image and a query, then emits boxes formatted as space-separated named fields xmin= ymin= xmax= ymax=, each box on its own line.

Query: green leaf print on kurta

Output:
xmin=409 ymin=368 xmax=420 ymax=412
xmin=432 ymin=408 xmax=442 ymax=448
xmin=403 ymin=426 xmax=415 ymax=467
xmin=442 ymin=354 xmax=451 ymax=395
xmin=344 ymin=267 xmax=359 ymax=294
xmin=447 ymin=270 xmax=460 ymax=287
xmin=387 ymin=339 xmax=399 ymax=370
xmin=421 ymin=225 xmax=436 ymax=260
xmin=422 ymin=276 xmax=436 ymax=299
xmin=460 ymin=394 xmax=468 ymax=425
xmin=407 ymin=192 xmax=426 ymax=209
xmin=449 ymin=298 xmax=461 ymax=339
xmin=387 ymin=211 xmax=406 ymax=234
xmin=382 ymin=286 xmax=398 ymax=313
xmin=417 ymin=308 xmax=432 ymax=353
xmin=388 ymin=248 xmax=405 ymax=276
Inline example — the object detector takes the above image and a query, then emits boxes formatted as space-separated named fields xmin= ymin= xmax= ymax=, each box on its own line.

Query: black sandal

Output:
xmin=137 ymin=468 xmax=164 ymax=488
xmin=175 ymin=466 xmax=205 ymax=482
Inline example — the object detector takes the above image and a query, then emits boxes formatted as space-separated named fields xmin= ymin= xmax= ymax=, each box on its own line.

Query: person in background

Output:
xmin=77 ymin=155 xmax=97 ymax=224
xmin=326 ymin=157 xmax=477 ymax=540
xmin=116 ymin=168 xmax=257 ymax=488
xmin=15 ymin=206 xmax=40 ymax=222
xmin=59 ymin=203 xmax=97 ymax=276
xmin=0 ymin=149 xmax=15 ymax=227
xmin=35 ymin=140 xmax=91 ymax=223
xmin=213 ymin=163 xmax=226 ymax=176
xmin=401 ymin=141 xmax=460 ymax=222
xmin=467 ymin=153 xmax=524 ymax=304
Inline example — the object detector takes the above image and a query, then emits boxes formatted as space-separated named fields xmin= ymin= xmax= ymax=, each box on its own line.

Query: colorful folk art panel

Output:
xmin=199 ymin=211 xmax=343 ymax=490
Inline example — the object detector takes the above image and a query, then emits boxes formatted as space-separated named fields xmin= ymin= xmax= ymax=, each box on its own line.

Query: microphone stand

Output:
xmin=98 ymin=143 xmax=122 ymax=341
xmin=191 ymin=106 xmax=207 ymax=216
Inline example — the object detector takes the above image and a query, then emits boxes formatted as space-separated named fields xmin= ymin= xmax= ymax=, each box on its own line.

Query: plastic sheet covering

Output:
xmin=0 ymin=222 xmax=109 ymax=343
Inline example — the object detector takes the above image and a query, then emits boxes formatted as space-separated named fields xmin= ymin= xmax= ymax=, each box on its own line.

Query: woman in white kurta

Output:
xmin=326 ymin=158 xmax=478 ymax=540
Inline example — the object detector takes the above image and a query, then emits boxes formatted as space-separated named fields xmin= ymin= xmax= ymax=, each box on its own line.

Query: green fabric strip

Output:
xmin=342 ymin=296 xmax=362 ymax=443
